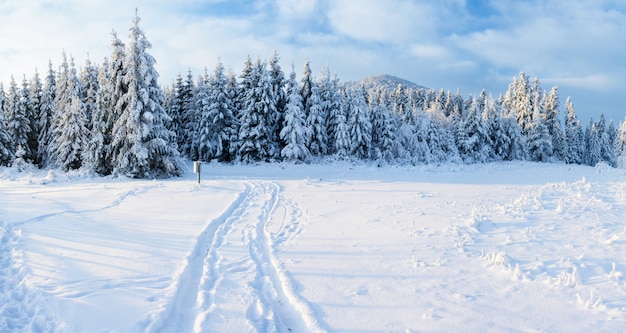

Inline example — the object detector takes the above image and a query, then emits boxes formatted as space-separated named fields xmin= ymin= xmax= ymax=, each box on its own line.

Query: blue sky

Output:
xmin=0 ymin=0 xmax=624 ymax=122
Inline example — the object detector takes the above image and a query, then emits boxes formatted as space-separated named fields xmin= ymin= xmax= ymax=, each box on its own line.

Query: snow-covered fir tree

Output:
xmin=5 ymin=77 xmax=31 ymax=162
xmin=346 ymin=87 xmax=372 ymax=159
xmin=37 ymin=61 xmax=56 ymax=167
xmin=79 ymin=57 xmax=99 ymax=129
xmin=512 ymin=72 xmax=533 ymax=135
xmin=526 ymin=100 xmax=553 ymax=162
xmin=319 ymin=69 xmax=343 ymax=154
xmin=28 ymin=72 xmax=43 ymax=165
xmin=236 ymin=58 xmax=275 ymax=162
xmin=280 ymin=66 xmax=311 ymax=162
xmin=55 ymin=94 xmax=88 ymax=171
xmin=306 ymin=82 xmax=328 ymax=156
xmin=615 ymin=118 xmax=626 ymax=168
xmin=585 ymin=119 xmax=601 ymax=166
xmin=333 ymin=91 xmax=350 ymax=159
xmin=110 ymin=12 xmax=181 ymax=178
xmin=543 ymin=85 xmax=564 ymax=159
xmin=483 ymin=95 xmax=506 ymax=161
xmin=268 ymin=51 xmax=286 ymax=157
xmin=563 ymin=97 xmax=584 ymax=164
xmin=196 ymin=61 xmax=237 ymax=162
xmin=300 ymin=58 xmax=314 ymax=113
xmin=455 ymin=95 xmax=491 ymax=163
xmin=180 ymin=70 xmax=198 ymax=158
xmin=0 ymin=95 xmax=13 ymax=166
xmin=225 ymin=69 xmax=241 ymax=158
xmin=18 ymin=76 xmax=35 ymax=162
xmin=596 ymin=113 xmax=615 ymax=166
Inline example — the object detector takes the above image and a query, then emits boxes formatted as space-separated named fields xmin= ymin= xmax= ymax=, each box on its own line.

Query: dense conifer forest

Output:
xmin=1 ymin=13 xmax=625 ymax=178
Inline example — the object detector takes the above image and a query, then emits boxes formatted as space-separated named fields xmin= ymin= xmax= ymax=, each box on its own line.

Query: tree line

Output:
xmin=1 ymin=14 xmax=626 ymax=178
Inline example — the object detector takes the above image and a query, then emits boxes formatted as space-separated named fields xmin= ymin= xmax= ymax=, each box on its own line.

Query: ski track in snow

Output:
xmin=14 ymin=183 xmax=164 ymax=226
xmin=148 ymin=180 xmax=324 ymax=333
xmin=0 ymin=221 xmax=60 ymax=332
xmin=457 ymin=176 xmax=626 ymax=318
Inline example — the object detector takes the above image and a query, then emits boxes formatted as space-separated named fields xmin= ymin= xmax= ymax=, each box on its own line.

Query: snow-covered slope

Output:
xmin=352 ymin=74 xmax=426 ymax=91
xmin=1 ymin=161 xmax=626 ymax=332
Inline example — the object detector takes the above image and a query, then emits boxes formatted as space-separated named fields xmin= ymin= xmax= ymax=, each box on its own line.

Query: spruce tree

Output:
xmin=333 ymin=94 xmax=350 ymax=159
xmin=110 ymin=11 xmax=180 ymax=178
xmin=527 ymin=102 xmax=553 ymax=162
xmin=237 ymin=58 xmax=275 ymax=162
xmin=18 ymin=76 xmax=35 ymax=162
xmin=544 ymin=85 xmax=564 ymax=160
xmin=280 ymin=67 xmax=310 ymax=162
xmin=269 ymin=51 xmax=286 ymax=157
xmin=79 ymin=57 xmax=99 ymax=130
xmin=306 ymin=82 xmax=328 ymax=156
xmin=28 ymin=72 xmax=43 ymax=165
xmin=585 ymin=119 xmax=601 ymax=166
xmin=197 ymin=61 xmax=237 ymax=162
xmin=0 ymin=95 xmax=13 ymax=166
xmin=456 ymin=96 xmax=491 ymax=163
xmin=37 ymin=61 xmax=56 ymax=167
xmin=5 ymin=77 xmax=31 ymax=163
xmin=347 ymin=87 xmax=372 ymax=159
xmin=563 ymin=97 xmax=584 ymax=164
xmin=56 ymin=95 xmax=88 ymax=171
xmin=615 ymin=118 xmax=626 ymax=168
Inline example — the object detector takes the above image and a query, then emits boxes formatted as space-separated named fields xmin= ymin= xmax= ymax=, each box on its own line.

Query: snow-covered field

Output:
xmin=2 ymin=161 xmax=626 ymax=332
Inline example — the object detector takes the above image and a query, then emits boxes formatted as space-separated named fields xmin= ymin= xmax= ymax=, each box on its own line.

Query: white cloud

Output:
xmin=326 ymin=0 xmax=438 ymax=44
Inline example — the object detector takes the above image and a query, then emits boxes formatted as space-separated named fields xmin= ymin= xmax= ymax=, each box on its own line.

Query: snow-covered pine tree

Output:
xmin=306 ymin=82 xmax=328 ymax=156
xmin=280 ymin=66 xmax=311 ymax=162
xmin=83 ymin=59 xmax=110 ymax=174
xmin=37 ymin=61 xmax=56 ymax=167
xmin=28 ymin=72 xmax=43 ymax=165
xmin=333 ymin=90 xmax=350 ymax=159
xmin=526 ymin=98 xmax=553 ymax=162
xmin=110 ymin=11 xmax=181 ymax=178
xmin=455 ymin=95 xmax=491 ymax=163
xmin=49 ymin=52 xmax=82 ymax=168
xmin=300 ymin=58 xmax=314 ymax=113
xmin=5 ymin=76 xmax=31 ymax=163
xmin=197 ymin=61 xmax=237 ymax=162
xmin=347 ymin=87 xmax=372 ymax=159
xmin=424 ymin=112 xmax=459 ymax=163
xmin=225 ymin=69 xmax=241 ymax=158
xmin=505 ymin=72 xmax=533 ymax=136
xmin=79 ymin=57 xmax=99 ymax=130
xmin=543 ymin=85 xmax=564 ymax=160
xmin=0 ymin=94 xmax=13 ymax=166
xmin=269 ymin=51 xmax=286 ymax=157
xmin=180 ymin=70 xmax=198 ymax=158
xmin=596 ymin=113 xmax=615 ymax=166
xmin=18 ymin=75 xmax=35 ymax=162
xmin=236 ymin=58 xmax=275 ymax=163
xmin=55 ymin=94 xmax=88 ymax=171
xmin=563 ymin=97 xmax=584 ymax=164
xmin=615 ymin=118 xmax=626 ymax=168
xmin=83 ymin=32 xmax=127 ymax=175
xmin=318 ymin=67 xmax=342 ymax=153
xmin=585 ymin=119 xmax=601 ymax=166
xmin=368 ymin=89 xmax=385 ymax=160
xmin=606 ymin=119 xmax=617 ymax=167
xmin=167 ymin=74 xmax=185 ymax=150
xmin=483 ymin=95 xmax=506 ymax=161
xmin=390 ymin=84 xmax=413 ymax=125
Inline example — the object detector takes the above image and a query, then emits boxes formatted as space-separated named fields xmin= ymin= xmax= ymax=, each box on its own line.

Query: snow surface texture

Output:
xmin=1 ymin=161 xmax=626 ymax=332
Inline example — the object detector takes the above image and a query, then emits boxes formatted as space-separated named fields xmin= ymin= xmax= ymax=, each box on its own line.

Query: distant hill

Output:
xmin=357 ymin=74 xmax=427 ymax=91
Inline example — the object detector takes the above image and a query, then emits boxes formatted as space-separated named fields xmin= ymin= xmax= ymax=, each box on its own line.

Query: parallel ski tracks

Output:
xmin=149 ymin=180 xmax=324 ymax=333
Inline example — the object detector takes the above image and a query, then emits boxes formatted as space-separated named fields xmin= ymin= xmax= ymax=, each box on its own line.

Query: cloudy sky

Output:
xmin=0 ymin=0 xmax=624 ymax=122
